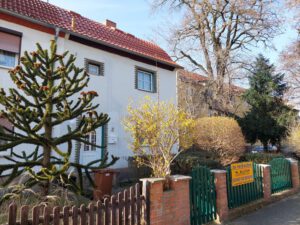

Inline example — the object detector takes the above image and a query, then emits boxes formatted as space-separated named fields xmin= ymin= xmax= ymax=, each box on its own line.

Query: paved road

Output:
xmin=226 ymin=192 xmax=300 ymax=225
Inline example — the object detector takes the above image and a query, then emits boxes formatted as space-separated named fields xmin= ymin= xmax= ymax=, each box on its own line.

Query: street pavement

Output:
xmin=225 ymin=192 xmax=300 ymax=225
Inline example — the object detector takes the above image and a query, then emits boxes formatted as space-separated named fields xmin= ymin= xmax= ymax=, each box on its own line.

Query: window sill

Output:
xmin=0 ymin=65 xmax=14 ymax=70
xmin=136 ymin=88 xmax=156 ymax=93
xmin=87 ymin=72 xmax=104 ymax=77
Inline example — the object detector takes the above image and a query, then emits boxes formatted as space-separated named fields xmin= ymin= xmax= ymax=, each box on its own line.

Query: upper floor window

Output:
xmin=135 ymin=67 xmax=157 ymax=93
xmin=85 ymin=59 xmax=104 ymax=76
xmin=0 ymin=29 xmax=22 ymax=68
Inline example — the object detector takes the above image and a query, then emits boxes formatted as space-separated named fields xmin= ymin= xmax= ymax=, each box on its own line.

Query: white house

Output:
xmin=0 ymin=0 xmax=180 ymax=171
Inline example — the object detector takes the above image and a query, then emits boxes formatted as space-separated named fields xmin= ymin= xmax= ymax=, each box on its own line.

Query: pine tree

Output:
xmin=239 ymin=55 xmax=297 ymax=151
xmin=0 ymin=41 xmax=118 ymax=197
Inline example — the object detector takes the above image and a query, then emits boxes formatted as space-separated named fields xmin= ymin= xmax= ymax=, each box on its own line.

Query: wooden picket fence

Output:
xmin=5 ymin=183 xmax=147 ymax=225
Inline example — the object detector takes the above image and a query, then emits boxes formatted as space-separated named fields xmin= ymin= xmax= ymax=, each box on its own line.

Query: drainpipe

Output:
xmin=54 ymin=27 xmax=60 ymax=42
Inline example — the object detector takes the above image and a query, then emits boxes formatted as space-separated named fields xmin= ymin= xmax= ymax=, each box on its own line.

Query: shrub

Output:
xmin=171 ymin=148 xmax=222 ymax=175
xmin=123 ymin=97 xmax=195 ymax=178
xmin=242 ymin=153 xmax=284 ymax=164
xmin=287 ymin=124 xmax=300 ymax=153
xmin=195 ymin=116 xmax=245 ymax=166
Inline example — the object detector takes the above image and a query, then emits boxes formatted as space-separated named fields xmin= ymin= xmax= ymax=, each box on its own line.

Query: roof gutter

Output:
xmin=0 ymin=8 xmax=183 ymax=69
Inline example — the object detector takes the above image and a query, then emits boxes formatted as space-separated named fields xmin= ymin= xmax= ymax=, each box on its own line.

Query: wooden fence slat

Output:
xmin=88 ymin=203 xmax=95 ymax=225
xmin=63 ymin=206 xmax=70 ymax=225
xmin=8 ymin=204 xmax=17 ymax=225
xmin=32 ymin=206 xmax=40 ymax=225
xmin=53 ymin=207 xmax=60 ymax=225
xmin=130 ymin=186 xmax=135 ymax=225
xmin=104 ymin=198 xmax=110 ymax=225
xmin=72 ymin=206 xmax=79 ymax=225
xmin=20 ymin=205 xmax=29 ymax=225
xmin=43 ymin=206 xmax=51 ymax=225
xmin=124 ymin=190 xmax=130 ymax=225
xmin=96 ymin=201 xmax=103 ymax=225
xmin=135 ymin=184 xmax=141 ymax=225
xmin=117 ymin=192 xmax=123 ymax=225
xmin=80 ymin=205 xmax=87 ymax=225
xmin=111 ymin=195 xmax=117 ymax=225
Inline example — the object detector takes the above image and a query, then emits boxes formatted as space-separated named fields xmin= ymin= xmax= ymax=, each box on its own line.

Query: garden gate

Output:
xmin=226 ymin=163 xmax=263 ymax=209
xmin=190 ymin=166 xmax=216 ymax=225
xmin=270 ymin=158 xmax=292 ymax=193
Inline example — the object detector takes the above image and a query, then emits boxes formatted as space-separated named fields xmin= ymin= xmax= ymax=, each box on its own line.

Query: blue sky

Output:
xmin=49 ymin=0 xmax=298 ymax=66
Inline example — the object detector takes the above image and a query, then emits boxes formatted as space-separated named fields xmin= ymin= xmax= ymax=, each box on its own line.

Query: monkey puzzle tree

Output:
xmin=0 ymin=41 xmax=117 ymax=197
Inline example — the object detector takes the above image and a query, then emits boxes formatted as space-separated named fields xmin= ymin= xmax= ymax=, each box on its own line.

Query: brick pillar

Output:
xmin=140 ymin=175 xmax=191 ymax=225
xmin=211 ymin=170 xmax=228 ymax=223
xmin=287 ymin=158 xmax=300 ymax=191
xmin=260 ymin=164 xmax=271 ymax=201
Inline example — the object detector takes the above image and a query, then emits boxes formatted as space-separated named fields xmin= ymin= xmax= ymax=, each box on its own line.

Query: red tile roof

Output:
xmin=0 ymin=0 xmax=178 ymax=68
xmin=178 ymin=70 xmax=209 ymax=83
xmin=179 ymin=70 xmax=246 ymax=93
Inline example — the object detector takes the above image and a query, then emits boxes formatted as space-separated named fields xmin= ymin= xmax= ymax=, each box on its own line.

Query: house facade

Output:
xmin=0 ymin=0 xmax=180 ymax=169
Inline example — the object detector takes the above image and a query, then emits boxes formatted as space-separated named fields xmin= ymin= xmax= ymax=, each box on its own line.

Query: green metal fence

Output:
xmin=226 ymin=163 xmax=263 ymax=209
xmin=270 ymin=158 xmax=292 ymax=193
xmin=190 ymin=166 xmax=216 ymax=225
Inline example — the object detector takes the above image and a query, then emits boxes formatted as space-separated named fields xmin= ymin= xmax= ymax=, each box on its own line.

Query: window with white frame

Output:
xmin=0 ymin=30 xmax=21 ymax=68
xmin=135 ymin=68 xmax=156 ymax=92
xmin=83 ymin=131 xmax=97 ymax=151
xmin=85 ymin=59 xmax=104 ymax=76
xmin=0 ymin=50 xmax=17 ymax=68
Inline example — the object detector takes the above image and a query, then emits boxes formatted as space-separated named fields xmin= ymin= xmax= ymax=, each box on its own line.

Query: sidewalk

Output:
xmin=225 ymin=192 xmax=300 ymax=225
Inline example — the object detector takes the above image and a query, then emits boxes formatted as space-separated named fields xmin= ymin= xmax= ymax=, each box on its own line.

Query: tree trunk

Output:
xmin=42 ymin=106 xmax=53 ymax=196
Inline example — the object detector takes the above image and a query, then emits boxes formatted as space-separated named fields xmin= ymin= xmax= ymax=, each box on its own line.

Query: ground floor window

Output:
xmin=84 ymin=131 xmax=97 ymax=151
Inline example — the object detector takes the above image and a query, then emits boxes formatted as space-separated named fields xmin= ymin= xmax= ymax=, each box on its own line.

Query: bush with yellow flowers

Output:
xmin=123 ymin=97 xmax=195 ymax=178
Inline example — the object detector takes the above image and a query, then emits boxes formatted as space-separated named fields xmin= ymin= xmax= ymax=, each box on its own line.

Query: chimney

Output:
xmin=104 ymin=19 xmax=117 ymax=29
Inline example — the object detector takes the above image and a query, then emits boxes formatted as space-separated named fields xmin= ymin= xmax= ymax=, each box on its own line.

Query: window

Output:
xmin=85 ymin=59 xmax=104 ymax=76
xmin=0 ymin=30 xmax=21 ymax=68
xmin=91 ymin=131 xmax=97 ymax=151
xmin=84 ymin=131 xmax=97 ymax=151
xmin=0 ymin=50 xmax=16 ymax=68
xmin=135 ymin=67 xmax=157 ymax=92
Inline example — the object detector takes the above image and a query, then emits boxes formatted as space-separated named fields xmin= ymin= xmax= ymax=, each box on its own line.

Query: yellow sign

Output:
xmin=231 ymin=162 xmax=254 ymax=186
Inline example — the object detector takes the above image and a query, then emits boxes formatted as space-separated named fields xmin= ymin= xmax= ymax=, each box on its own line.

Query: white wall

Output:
xmin=0 ymin=19 xmax=177 ymax=168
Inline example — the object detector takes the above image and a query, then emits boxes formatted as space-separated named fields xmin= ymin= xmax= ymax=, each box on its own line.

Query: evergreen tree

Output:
xmin=239 ymin=55 xmax=297 ymax=151
xmin=0 ymin=41 xmax=118 ymax=197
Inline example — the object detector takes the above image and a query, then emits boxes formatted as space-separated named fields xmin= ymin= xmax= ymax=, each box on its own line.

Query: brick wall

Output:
xmin=141 ymin=175 xmax=191 ymax=225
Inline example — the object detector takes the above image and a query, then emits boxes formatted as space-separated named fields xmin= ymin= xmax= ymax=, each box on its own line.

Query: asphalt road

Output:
xmin=226 ymin=192 xmax=300 ymax=225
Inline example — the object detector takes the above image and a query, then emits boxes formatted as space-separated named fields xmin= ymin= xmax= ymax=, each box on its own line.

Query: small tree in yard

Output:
xmin=195 ymin=116 xmax=245 ymax=166
xmin=123 ymin=97 xmax=195 ymax=178
xmin=0 ymin=41 xmax=117 ymax=198
xmin=239 ymin=55 xmax=297 ymax=151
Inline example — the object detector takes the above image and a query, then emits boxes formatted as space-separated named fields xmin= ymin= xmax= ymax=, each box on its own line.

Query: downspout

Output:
xmin=54 ymin=26 xmax=81 ymax=164
xmin=54 ymin=27 xmax=60 ymax=42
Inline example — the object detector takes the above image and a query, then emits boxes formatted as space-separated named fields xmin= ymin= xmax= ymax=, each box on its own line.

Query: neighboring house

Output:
xmin=178 ymin=70 xmax=247 ymax=118
xmin=0 ymin=0 xmax=181 ymax=170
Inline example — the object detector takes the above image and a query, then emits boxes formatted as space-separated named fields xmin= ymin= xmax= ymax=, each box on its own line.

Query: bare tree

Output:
xmin=153 ymin=0 xmax=282 ymax=111
xmin=280 ymin=0 xmax=300 ymax=104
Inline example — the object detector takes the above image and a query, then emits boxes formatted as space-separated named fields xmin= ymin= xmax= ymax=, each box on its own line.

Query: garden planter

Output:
xmin=93 ymin=169 xmax=115 ymax=200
